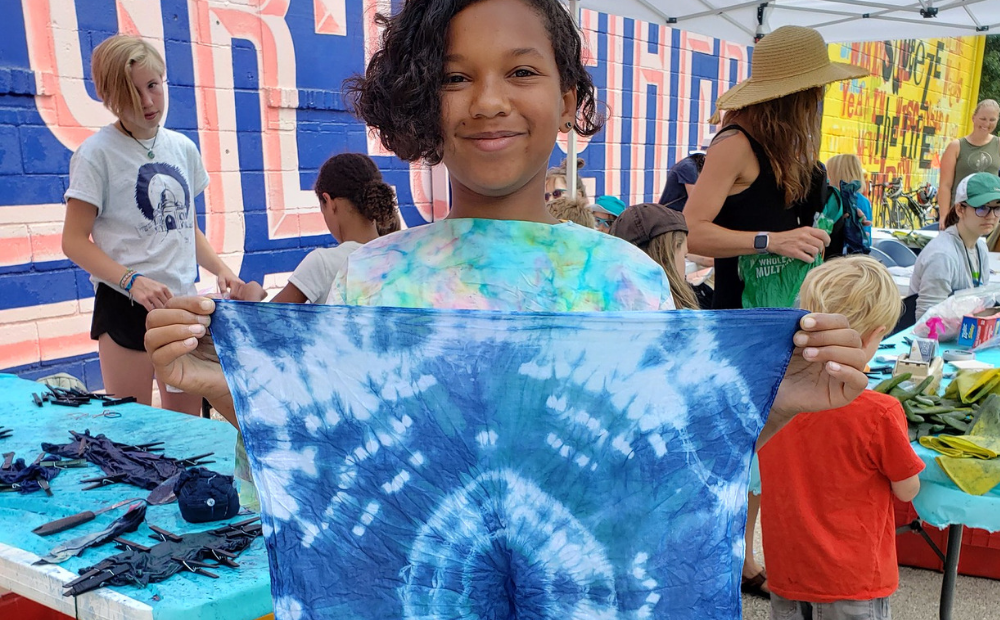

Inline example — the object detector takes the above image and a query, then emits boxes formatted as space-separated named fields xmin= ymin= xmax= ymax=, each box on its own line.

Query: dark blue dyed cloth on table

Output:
xmin=210 ymin=301 xmax=802 ymax=620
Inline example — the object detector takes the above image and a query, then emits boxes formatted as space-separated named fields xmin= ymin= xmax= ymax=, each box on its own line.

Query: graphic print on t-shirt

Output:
xmin=969 ymin=150 xmax=995 ymax=173
xmin=134 ymin=162 xmax=193 ymax=235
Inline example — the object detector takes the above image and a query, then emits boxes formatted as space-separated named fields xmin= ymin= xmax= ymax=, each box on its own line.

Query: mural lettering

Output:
xmin=823 ymin=35 xmax=982 ymax=214
xmin=0 ymin=1 xmax=751 ymax=385
xmin=0 ymin=2 xmax=985 ymax=388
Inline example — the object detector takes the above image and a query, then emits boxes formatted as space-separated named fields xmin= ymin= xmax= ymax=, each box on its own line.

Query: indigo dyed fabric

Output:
xmin=211 ymin=302 xmax=802 ymax=620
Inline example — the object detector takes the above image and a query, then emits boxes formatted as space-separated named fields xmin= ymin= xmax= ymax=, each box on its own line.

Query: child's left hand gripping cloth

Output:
xmin=210 ymin=302 xmax=803 ymax=620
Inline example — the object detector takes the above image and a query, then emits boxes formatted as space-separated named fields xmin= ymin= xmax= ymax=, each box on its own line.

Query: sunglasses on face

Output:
xmin=545 ymin=189 xmax=567 ymax=202
xmin=594 ymin=216 xmax=615 ymax=228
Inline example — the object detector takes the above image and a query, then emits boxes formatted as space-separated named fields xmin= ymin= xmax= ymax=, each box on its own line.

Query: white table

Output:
xmin=869 ymin=229 xmax=1000 ymax=297
xmin=890 ymin=269 xmax=912 ymax=296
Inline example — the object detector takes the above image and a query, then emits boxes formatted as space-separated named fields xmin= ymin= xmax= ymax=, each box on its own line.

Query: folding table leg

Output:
xmin=939 ymin=524 xmax=963 ymax=620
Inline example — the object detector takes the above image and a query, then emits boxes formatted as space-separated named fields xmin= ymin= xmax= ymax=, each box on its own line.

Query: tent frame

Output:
xmin=563 ymin=0 xmax=997 ymax=201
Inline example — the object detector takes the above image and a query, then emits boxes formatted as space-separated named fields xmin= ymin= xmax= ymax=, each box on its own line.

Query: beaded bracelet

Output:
xmin=124 ymin=272 xmax=142 ymax=292
xmin=119 ymin=268 xmax=136 ymax=289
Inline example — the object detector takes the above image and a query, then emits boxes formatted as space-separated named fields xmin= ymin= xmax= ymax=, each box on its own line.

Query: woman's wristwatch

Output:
xmin=753 ymin=232 xmax=769 ymax=254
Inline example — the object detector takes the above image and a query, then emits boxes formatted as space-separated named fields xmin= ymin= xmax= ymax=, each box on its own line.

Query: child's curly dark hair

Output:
xmin=345 ymin=0 xmax=604 ymax=164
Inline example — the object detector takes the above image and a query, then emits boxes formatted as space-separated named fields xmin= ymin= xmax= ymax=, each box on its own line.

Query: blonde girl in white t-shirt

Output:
xmin=231 ymin=152 xmax=400 ymax=304
xmin=61 ymin=35 xmax=241 ymax=415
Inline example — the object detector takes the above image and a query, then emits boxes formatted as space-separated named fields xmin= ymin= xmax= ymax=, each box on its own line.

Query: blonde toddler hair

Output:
xmin=799 ymin=256 xmax=901 ymax=339
xmin=547 ymin=195 xmax=595 ymax=228
xmin=826 ymin=153 xmax=865 ymax=189
xmin=91 ymin=35 xmax=165 ymax=120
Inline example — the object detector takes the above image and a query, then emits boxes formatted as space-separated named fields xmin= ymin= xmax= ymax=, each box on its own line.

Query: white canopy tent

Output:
xmin=562 ymin=0 xmax=999 ymax=196
xmin=573 ymin=1 xmax=1000 ymax=47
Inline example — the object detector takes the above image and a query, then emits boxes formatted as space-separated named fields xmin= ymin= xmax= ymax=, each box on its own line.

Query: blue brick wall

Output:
xmin=0 ymin=1 xmax=753 ymax=390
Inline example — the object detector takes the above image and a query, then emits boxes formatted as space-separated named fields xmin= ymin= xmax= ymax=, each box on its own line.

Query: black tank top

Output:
xmin=711 ymin=124 xmax=827 ymax=309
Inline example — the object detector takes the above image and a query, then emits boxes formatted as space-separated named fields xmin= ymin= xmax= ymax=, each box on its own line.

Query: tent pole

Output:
xmin=566 ymin=0 xmax=579 ymax=202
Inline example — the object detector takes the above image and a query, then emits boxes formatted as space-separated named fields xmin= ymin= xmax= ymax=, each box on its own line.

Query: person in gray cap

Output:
xmin=610 ymin=203 xmax=699 ymax=309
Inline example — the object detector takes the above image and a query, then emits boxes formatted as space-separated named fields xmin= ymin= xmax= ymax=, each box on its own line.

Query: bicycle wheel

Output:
xmin=890 ymin=198 xmax=914 ymax=230
xmin=875 ymin=199 xmax=891 ymax=228
xmin=886 ymin=199 xmax=900 ymax=228
xmin=895 ymin=199 xmax=916 ymax=230
xmin=904 ymin=197 xmax=926 ymax=228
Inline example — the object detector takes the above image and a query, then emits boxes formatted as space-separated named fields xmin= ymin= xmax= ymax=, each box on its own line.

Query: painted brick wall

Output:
xmin=821 ymin=36 xmax=986 ymax=220
xmin=0 ymin=1 xmax=982 ymax=389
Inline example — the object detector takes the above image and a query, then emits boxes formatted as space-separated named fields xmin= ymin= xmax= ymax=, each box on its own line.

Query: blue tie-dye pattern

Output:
xmin=211 ymin=302 xmax=803 ymax=620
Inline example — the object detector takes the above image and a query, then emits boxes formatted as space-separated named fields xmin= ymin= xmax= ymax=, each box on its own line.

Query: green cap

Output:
xmin=955 ymin=172 xmax=1000 ymax=208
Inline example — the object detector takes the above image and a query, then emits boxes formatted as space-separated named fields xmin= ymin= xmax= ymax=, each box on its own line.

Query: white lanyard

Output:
xmin=965 ymin=246 xmax=983 ymax=287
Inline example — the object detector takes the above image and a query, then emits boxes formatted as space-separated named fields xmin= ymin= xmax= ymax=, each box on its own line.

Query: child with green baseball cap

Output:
xmin=910 ymin=171 xmax=1000 ymax=319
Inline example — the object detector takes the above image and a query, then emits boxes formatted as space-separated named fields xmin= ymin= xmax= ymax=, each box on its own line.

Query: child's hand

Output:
xmin=857 ymin=208 xmax=872 ymax=227
xmin=229 ymin=281 xmax=267 ymax=302
xmin=217 ymin=269 xmax=244 ymax=298
xmin=130 ymin=276 xmax=173 ymax=311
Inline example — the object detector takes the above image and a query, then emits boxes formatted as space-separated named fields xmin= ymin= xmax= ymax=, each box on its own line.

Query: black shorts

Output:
xmin=90 ymin=283 xmax=149 ymax=352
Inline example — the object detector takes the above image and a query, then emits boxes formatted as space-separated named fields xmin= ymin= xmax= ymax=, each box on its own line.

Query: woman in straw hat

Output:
xmin=685 ymin=25 xmax=867 ymax=311
xmin=683 ymin=24 xmax=868 ymax=598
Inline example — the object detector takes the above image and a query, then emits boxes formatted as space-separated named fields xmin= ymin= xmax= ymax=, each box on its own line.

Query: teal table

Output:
xmin=873 ymin=332 xmax=1000 ymax=620
xmin=0 ymin=374 xmax=273 ymax=620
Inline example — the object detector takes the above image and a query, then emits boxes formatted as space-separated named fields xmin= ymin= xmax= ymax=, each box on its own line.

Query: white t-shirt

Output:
xmin=64 ymin=125 xmax=209 ymax=296
xmin=288 ymin=242 xmax=361 ymax=304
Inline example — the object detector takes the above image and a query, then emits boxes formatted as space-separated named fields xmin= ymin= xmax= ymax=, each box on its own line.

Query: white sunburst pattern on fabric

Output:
xmin=211 ymin=302 xmax=802 ymax=620
xmin=400 ymin=469 xmax=618 ymax=620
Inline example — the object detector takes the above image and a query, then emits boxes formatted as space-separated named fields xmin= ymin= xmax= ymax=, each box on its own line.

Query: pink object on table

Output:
xmin=926 ymin=317 xmax=944 ymax=340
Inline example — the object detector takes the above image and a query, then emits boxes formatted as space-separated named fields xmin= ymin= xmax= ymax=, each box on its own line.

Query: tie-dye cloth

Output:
xmin=212 ymin=301 xmax=803 ymax=620
xmin=236 ymin=219 xmax=675 ymax=511
xmin=326 ymin=218 xmax=676 ymax=311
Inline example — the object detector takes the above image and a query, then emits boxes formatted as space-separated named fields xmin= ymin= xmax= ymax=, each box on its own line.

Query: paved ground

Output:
xmin=741 ymin=528 xmax=1000 ymax=619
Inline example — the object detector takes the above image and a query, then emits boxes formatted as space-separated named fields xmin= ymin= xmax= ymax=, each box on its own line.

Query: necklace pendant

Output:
xmin=147 ymin=150 xmax=154 ymax=159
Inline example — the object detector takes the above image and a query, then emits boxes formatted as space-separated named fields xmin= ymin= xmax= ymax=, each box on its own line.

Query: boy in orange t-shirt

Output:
xmin=759 ymin=255 xmax=925 ymax=620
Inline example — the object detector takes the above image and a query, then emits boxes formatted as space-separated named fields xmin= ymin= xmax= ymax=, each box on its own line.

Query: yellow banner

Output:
xmin=822 ymin=37 xmax=986 ymax=226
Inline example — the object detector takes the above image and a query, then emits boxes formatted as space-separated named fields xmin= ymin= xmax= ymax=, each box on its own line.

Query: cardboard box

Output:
xmin=957 ymin=307 xmax=1000 ymax=348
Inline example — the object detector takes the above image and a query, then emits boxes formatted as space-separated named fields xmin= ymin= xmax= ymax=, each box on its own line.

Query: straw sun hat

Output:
xmin=715 ymin=26 xmax=868 ymax=112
